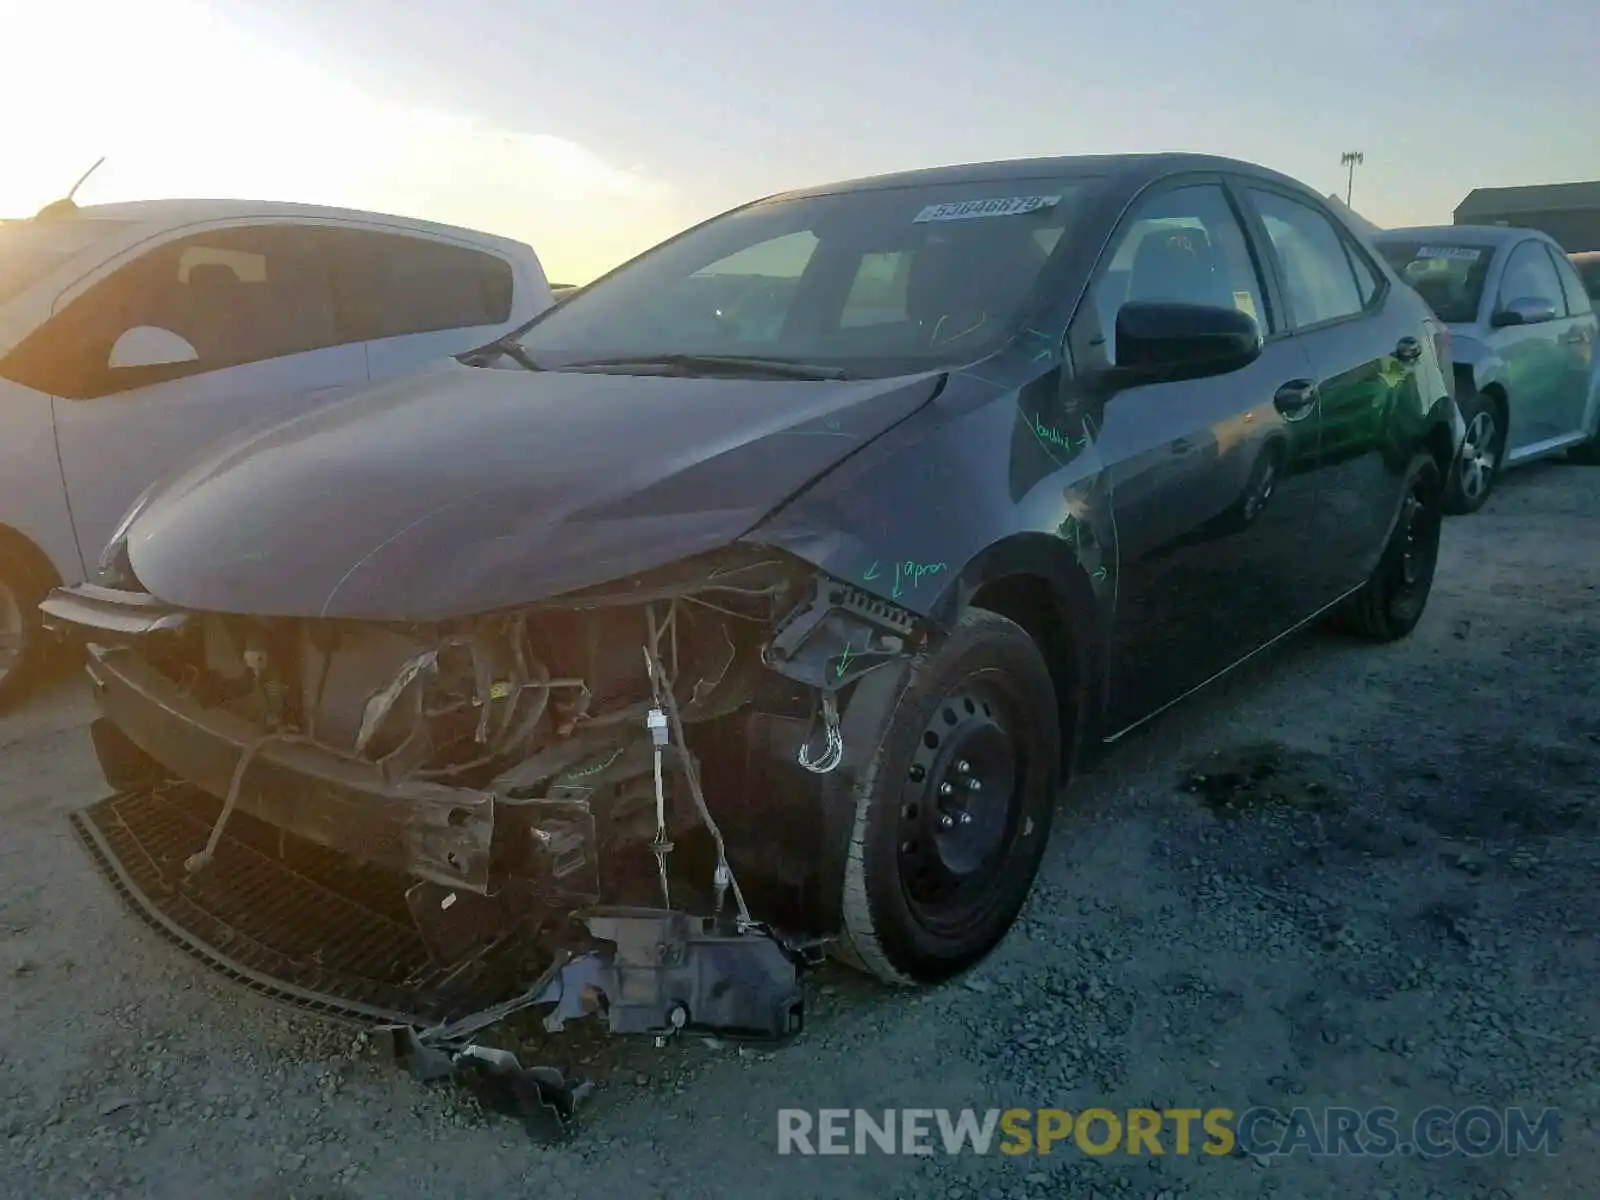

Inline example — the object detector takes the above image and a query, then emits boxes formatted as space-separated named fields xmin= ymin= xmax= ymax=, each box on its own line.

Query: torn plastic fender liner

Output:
xmin=82 ymin=642 xmax=494 ymax=893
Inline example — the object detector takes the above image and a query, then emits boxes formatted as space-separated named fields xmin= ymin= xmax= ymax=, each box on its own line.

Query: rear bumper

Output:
xmin=82 ymin=641 xmax=495 ymax=893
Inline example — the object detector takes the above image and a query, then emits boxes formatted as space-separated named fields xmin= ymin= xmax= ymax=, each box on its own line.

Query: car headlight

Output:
xmin=97 ymin=483 xmax=161 ymax=586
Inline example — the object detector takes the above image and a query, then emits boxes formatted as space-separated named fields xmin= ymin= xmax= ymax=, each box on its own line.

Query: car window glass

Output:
xmin=1497 ymin=241 xmax=1564 ymax=313
xmin=328 ymin=229 xmax=514 ymax=342
xmin=0 ymin=224 xmax=339 ymax=399
xmin=1247 ymin=190 xmax=1365 ymax=327
xmin=1372 ymin=241 xmax=1491 ymax=324
xmin=1548 ymin=248 xmax=1593 ymax=316
xmin=1345 ymin=242 xmax=1382 ymax=307
xmin=1089 ymin=183 xmax=1271 ymax=360
xmin=840 ymin=249 xmax=912 ymax=327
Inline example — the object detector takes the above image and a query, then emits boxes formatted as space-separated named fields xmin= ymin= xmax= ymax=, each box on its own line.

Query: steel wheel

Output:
xmin=835 ymin=608 xmax=1061 ymax=985
xmin=895 ymin=684 xmax=1025 ymax=940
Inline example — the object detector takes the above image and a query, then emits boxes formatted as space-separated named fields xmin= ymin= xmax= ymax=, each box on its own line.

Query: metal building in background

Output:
xmin=1453 ymin=181 xmax=1600 ymax=252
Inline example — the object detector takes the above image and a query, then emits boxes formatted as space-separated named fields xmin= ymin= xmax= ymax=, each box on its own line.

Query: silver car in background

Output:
xmin=1372 ymin=225 xmax=1600 ymax=512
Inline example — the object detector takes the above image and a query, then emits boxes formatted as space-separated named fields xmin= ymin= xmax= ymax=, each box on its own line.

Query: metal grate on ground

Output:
xmin=71 ymin=784 xmax=525 ymax=1026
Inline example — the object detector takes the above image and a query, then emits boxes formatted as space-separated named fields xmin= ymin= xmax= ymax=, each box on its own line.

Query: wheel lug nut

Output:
xmin=956 ymin=759 xmax=971 ymax=774
xmin=939 ymin=782 xmax=954 ymax=797
xmin=967 ymin=780 xmax=982 ymax=792
xmin=958 ymin=812 xmax=973 ymax=826
xmin=938 ymin=814 xmax=955 ymax=831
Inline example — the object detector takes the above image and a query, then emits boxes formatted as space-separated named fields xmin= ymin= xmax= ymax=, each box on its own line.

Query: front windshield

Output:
xmin=0 ymin=218 xmax=133 ymax=307
xmin=1373 ymin=240 xmax=1493 ymax=324
xmin=514 ymin=177 xmax=1097 ymax=377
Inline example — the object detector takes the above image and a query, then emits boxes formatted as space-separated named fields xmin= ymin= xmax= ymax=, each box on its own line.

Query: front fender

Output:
xmin=743 ymin=359 xmax=1112 ymax=706
xmin=1452 ymin=335 xmax=1508 ymax=398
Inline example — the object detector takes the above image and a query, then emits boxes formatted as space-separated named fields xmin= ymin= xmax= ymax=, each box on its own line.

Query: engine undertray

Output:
xmin=70 ymin=784 xmax=531 ymax=1026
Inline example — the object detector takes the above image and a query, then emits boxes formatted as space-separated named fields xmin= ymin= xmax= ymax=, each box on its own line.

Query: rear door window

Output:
xmin=1245 ymin=190 xmax=1366 ymax=328
xmin=327 ymin=229 xmax=515 ymax=341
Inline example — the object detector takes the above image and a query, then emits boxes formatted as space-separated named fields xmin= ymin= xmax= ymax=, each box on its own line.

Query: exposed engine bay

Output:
xmin=45 ymin=547 xmax=932 ymax=1135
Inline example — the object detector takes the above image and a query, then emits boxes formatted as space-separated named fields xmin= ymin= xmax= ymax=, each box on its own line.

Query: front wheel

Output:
xmin=1327 ymin=453 xmax=1444 ymax=642
xmin=833 ymin=608 xmax=1061 ymax=986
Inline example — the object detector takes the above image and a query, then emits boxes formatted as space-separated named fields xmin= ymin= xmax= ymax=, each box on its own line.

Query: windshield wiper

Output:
xmin=457 ymin=336 xmax=544 ymax=372
xmin=559 ymin=353 xmax=847 ymax=381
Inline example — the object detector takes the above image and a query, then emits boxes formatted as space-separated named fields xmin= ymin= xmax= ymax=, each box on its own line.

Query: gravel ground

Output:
xmin=2 ymin=460 xmax=1597 ymax=1200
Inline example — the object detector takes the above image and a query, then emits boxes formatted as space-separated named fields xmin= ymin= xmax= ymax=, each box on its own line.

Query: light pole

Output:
xmin=1341 ymin=151 xmax=1365 ymax=208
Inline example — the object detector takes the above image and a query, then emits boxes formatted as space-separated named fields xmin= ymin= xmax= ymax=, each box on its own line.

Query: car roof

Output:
xmin=1376 ymin=224 xmax=1545 ymax=247
xmin=31 ymin=198 xmax=532 ymax=253
xmin=759 ymin=152 xmax=1316 ymax=203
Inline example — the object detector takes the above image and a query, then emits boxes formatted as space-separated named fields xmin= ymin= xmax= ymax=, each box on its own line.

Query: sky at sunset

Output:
xmin=4 ymin=0 xmax=1597 ymax=284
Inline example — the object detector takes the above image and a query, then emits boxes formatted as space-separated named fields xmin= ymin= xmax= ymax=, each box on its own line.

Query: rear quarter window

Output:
xmin=326 ymin=229 xmax=515 ymax=341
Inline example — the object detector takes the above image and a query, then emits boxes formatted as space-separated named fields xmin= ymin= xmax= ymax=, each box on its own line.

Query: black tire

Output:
xmin=1445 ymin=391 xmax=1504 ymax=514
xmin=833 ymin=607 xmax=1061 ymax=985
xmin=0 ymin=545 xmax=49 ymax=713
xmin=1328 ymin=453 xmax=1443 ymax=642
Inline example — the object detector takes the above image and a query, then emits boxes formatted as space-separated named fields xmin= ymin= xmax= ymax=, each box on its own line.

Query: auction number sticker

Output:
xmin=1415 ymin=245 xmax=1483 ymax=261
xmin=913 ymin=195 xmax=1062 ymax=223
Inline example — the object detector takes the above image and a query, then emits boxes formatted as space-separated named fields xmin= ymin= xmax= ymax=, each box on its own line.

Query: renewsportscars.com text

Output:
xmin=776 ymin=1107 xmax=1561 ymax=1158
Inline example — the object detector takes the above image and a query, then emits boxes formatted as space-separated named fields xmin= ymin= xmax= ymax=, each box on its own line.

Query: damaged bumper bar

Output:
xmin=81 ymin=642 xmax=495 ymax=892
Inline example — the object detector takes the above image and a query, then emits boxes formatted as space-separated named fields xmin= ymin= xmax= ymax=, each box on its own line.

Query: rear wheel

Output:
xmin=1328 ymin=453 xmax=1443 ymax=642
xmin=833 ymin=608 xmax=1061 ymax=985
xmin=0 ymin=546 xmax=48 ymax=712
xmin=1446 ymin=391 xmax=1504 ymax=514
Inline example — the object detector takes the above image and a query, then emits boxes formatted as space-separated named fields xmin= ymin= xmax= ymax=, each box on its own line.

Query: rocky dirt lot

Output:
xmin=2 ymin=462 xmax=1597 ymax=1200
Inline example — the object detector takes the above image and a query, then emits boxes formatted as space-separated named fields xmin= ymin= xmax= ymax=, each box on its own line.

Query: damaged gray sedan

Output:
xmin=42 ymin=154 xmax=1457 ymax=1104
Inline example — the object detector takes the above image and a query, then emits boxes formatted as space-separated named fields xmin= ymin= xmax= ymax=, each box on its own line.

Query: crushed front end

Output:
xmin=42 ymin=547 xmax=929 ymax=1128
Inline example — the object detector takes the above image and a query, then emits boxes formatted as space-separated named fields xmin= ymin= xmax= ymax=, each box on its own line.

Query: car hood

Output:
xmin=122 ymin=360 xmax=942 ymax=620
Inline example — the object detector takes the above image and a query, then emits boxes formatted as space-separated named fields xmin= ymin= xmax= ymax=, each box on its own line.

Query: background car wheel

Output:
xmin=1446 ymin=391 xmax=1504 ymax=514
xmin=833 ymin=607 xmax=1061 ymax=986
xmin=0 ymin=545 xmax=49 ymax=712
xmin=1328 ymin=453 xmax=1444 ymax=642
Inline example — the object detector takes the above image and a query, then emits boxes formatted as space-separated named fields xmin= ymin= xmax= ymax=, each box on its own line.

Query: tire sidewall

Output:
xmin=1449 ymin=392 xmax=1502 ymax=514
xmin=0 ymin=545 xmax=46 ymax=709
xmin=850 ymin=610 xmax=1061 ymax=981
xmin=1374 ymin=454 xmax=1444 ymax=635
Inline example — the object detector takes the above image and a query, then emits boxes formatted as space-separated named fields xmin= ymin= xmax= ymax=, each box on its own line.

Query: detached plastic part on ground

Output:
xmin=71 ymin=784 xmax=816 ymax=1142
xmin=378 ymin=907 xmax=811 ymax=1138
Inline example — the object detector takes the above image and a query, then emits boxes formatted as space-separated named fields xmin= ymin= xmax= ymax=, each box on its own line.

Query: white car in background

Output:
xmin=0 ymin=199 xmax=553 ymax=706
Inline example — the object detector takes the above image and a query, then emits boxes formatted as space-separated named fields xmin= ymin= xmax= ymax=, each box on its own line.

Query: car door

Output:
xmin=1489 ymin=238 xmax=1575 ymax=451
xmin=1239 ymin=185 xmax=1419 ymax=599
xmin=323 ymin=228 xmax=520 ymax=380
xmin=1068 ymin=178 xmax=1324 ymax=732
xmin=1547 ymin=245 xmax=1598 ymax=436
xmin=0 ymin=223 xmax=369 ymax=572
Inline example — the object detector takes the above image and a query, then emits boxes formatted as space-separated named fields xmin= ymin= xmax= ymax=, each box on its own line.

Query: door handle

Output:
xmin=1273 ymin=379 xmax=1319 ymax=421
xmin=1394 ymin=336 xmax=1423 ymax=363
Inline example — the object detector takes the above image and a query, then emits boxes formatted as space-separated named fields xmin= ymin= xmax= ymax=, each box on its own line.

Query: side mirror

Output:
xmin=1105 ymin=301 xmax=1263 ymax=386
xmin=1490 ymin=296 xmax=1558 ymax=328
xmin=108 ymin=326 xmax=199 ymax=370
